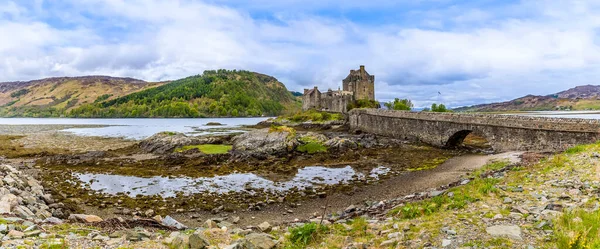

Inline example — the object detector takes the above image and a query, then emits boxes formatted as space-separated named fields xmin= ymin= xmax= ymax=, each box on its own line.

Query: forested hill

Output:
xmin=68 ymin=70 xmax=300 ymax=118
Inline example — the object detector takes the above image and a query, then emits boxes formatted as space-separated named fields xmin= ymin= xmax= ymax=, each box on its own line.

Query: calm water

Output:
xmin=0 ymin=117 xmax=268 ymax=140
xmin=74 ymin=166 xmax=391 ymax=197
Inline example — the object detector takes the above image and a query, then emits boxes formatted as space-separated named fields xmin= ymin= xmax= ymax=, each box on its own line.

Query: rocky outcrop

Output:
xmin=232 ymin=129 xmax=298 ymax=157
xmin=0 ymin=164 xmax=60 ymax=220
xmin=139 ymin=132 xmax=231 ymax=154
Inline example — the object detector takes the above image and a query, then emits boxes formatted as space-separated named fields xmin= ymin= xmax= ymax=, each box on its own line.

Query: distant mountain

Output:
xmin=68 ymin=70 xmax=300 ymax=118
xmin=455 ymin=85 xmax=600 ymax=112
xmin=0 ymin=76 xmax=163 ymax=117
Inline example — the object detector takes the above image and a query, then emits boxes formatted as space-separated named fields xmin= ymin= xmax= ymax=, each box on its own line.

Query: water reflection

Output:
xmin=74 ymin=166 xmax=390 ymax=198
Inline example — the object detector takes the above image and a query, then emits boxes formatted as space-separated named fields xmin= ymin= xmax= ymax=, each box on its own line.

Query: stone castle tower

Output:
xmin=342 ymin=65 xmax=375 ymax=100
xmin=302 ymin=65 xmax=376 ymax=113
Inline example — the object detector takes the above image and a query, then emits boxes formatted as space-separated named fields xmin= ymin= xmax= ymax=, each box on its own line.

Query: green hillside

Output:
xmin=68 ymin=70 xmax=300 ymax=118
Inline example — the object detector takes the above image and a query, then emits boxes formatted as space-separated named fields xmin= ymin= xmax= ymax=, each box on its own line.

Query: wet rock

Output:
xmin=486 ymin=225 xmax=522 ymax=240
xmin=139 ymin=132 xmax=230 ymax=154
xmin=324 ymin=137 xmax=358 ymax=152
xmin=162 ymin=215 xmax=188 ymax=230
xmin=206 ymin=122 xmax=224 ymax=126
xmin=232 ymin=128 xmax=298 ymax=156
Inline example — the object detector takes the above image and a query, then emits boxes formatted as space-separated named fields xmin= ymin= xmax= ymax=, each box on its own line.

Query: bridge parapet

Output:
xmin=349 ymin=109 xmax=600 ymax=152
xmin=349 ymin=109 xmax=600 ymax=132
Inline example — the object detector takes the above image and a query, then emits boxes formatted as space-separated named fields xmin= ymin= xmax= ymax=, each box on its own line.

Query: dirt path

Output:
xmin=166 ymin=152 xmax=522 ymax=227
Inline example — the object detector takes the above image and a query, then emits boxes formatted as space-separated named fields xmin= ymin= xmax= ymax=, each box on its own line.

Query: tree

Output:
xmin=430 ymin=103 xmax=450 ymax=112
xmin=384 ymin=98 xmax=413 ymax=111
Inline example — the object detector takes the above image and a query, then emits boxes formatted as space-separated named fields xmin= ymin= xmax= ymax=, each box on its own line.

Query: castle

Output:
xmin=302 ymin=65 xmax=375 ymax=113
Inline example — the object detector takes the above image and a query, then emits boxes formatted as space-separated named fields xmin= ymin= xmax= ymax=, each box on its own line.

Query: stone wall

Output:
xmin=349 ymin=109 xmax=600 ymax=152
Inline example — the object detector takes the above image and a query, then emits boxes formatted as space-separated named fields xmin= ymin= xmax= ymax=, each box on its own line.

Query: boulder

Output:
xmin=68 ymin=214 xmax=103 ymax=223
xmin=162 ymin=215 xmax=188 ymax=230
xmin=244 ymin=233 xmax=276 ymax=249
xmin=232 ymin=128 xmax=298 ymax=156
xmin=486 ymin=225 xmax=522 ymax=240
xmin=189 ymin=231 xmax=210 ymax=249
xmin=324 ymin=137 xmax=358 ymax=152
xmin=139 ymin=132 xmax=229 ymax=154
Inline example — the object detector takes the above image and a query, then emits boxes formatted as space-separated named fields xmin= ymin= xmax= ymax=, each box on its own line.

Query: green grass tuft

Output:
xmin=175 ymin=144 xmax=232 ymax=154
xmin=296 ymin=142 xmax=327 ymax=154
xmin=565 ymin=145 xmax=586 ymax=154
xmin=286 ymin=223 xmax=329 ymax=248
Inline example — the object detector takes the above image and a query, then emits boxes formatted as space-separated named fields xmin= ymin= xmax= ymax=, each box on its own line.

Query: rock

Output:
xmin=204 ymin=219 xmax=218 ymax=229
xmin=7 ymin=230 xmax=23 ymax=239
xmin=14 ymin=206 xmax=35 ymax=219
xmin=344 ymin=205 xmax=357 ymax=213
xmin=144 ymin=209 xmax=154 ymax=217
xmin=163 ymin=216 xmax=188 ymax=230
xmin=232 ymin=216 xmax=240 ymax=224
xmin=442 ymin=239 xmax=452 ymax=247
xmin=324 ymin=137 xmax=358 ymax=152
xmin=258 ymin=221 xmax=272 ymax=232
xmin=380 ymin=239 xmax=396 ymax=247
xmin=245 ymin=233 xmax=276 ymax=249
xmin=189 ymin=231 xmax=210 ymax=249
xmin=387 ymin=232 xmax=401 ymax=239
xmin=503 ymin=197 xmax=513 ymax=204
xmin=232 ymin=128 xmax=298 ymax=156
xmin=171 ymin=234 xmax=190 ymax=248
xmin=206 ymin=122 xmax=224 ymax=126
xmin=430 ymin=190 xmax=445 ymax=197
xmin=139 ymin=132 xmax=229 ymax=154
xmin=0 ymin=194 xmax=18 ymax=214
xmin=68 ymin=214 xmax=103 ymax=223
xmin=486 ymin=225 xmax=522 ymax=240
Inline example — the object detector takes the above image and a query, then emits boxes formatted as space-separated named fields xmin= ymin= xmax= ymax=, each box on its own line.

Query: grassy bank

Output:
xmin=274 ymin=142 xmax=600 ymax=248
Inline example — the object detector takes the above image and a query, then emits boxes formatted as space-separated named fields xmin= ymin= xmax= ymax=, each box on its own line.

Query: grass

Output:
xmin=554 ymin=209 xmax=600 ymax=249
xmin=296 ymin=142 xmax=327 ymax=154
xmin=286 ymin=223 xmax=329 ymax=248
xmin=269 ymin=125 xmax=297 ymax=139
xmin=175 ymin=144 xmax=232 ymax=154
xmin=390 ymin=160 xmax=510 ymax=219
xmin=565 ymin=144 xmax=586 ymax=154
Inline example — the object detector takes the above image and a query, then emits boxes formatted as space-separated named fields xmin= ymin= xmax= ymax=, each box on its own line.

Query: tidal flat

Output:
xmin=0 ymin=121 xmax=494 ymax=227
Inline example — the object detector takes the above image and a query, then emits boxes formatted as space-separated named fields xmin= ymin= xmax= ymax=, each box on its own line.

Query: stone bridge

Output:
xmin=349 ymin=109 xmax=600 ymax=152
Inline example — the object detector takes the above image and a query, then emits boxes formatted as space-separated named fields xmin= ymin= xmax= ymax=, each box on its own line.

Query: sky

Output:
xmin=1 ymin=0 xmax=600 ymax=108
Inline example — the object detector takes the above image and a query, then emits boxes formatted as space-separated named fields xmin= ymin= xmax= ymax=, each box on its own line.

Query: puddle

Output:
xmin=73 ymin=166 xmax=390 ymax=198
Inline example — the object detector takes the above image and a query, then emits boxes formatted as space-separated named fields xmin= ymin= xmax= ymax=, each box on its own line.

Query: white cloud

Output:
xmin=1 ymin=0 xmax=600 ymax=107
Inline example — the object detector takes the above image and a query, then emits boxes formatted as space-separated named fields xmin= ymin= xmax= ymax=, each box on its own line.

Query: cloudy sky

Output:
xmin=1 ymin=0 xmax=600 ymax=107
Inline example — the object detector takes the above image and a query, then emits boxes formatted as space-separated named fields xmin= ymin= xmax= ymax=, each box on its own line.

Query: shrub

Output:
xmin=347 ymin=99 xmax=380 ymax=111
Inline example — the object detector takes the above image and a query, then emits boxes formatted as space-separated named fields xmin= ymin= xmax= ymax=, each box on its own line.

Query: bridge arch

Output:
xmin=444 ymin=130 xmax=492 ymax=150
xmin=445 ymin=130 xmax=472 ymax=148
